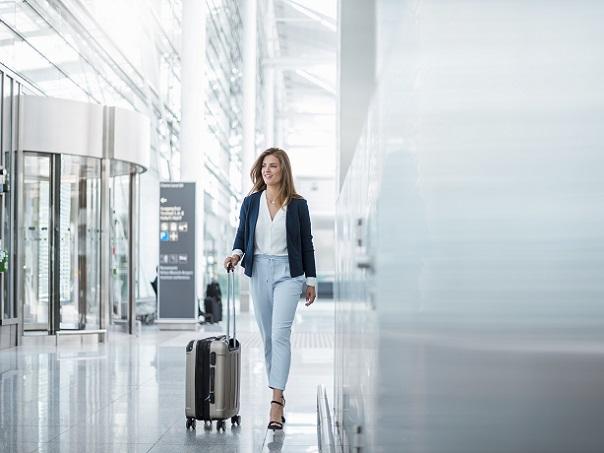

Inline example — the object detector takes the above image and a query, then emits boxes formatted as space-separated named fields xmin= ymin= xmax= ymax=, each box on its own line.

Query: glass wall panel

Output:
xmin=0 ymin=0 xmax=181 ymax=178
xmin=21 ymin=153 xmax=51 ymax=331
xmin=0 ymin=0 xmax=180 ymax=320
xmin=1 ymin=73 xmax=16 ymax=321
xmin=203 ymin=0 xmax=244 ymax=286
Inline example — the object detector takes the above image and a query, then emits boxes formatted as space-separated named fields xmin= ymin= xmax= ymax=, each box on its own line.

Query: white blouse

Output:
xmin=232 ymin=190 xmax=316 ymax=287
xmin=254 ymin=190 xmax=288 ymax=256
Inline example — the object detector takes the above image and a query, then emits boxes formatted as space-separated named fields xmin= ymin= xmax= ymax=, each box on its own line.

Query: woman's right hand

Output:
xmin=224 ymin=255 xmax=241 ymax=271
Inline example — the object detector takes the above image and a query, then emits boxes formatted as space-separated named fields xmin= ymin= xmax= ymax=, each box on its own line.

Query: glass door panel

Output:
xmin=22 ymin=154 xmax=51 ymax=331
xmin=110 ymin=172 xmax=130 ymax=322
xmin=59 ymin=155 xmax=101 ymax=330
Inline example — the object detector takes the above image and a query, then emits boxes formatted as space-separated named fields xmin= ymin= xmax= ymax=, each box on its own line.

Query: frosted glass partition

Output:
xmin=335 ymin=1 xmax=604 ymax=452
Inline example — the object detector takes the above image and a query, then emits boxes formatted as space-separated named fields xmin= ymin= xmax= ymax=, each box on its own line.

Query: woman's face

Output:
xmin=262 ymin=154 xmax=282 ymax=187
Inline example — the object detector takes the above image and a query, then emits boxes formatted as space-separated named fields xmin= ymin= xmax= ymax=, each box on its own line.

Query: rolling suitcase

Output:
xmin=185 ymin=268 xmax=241 ymax=431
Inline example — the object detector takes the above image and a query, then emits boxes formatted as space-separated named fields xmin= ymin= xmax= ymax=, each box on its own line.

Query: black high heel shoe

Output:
xmin=267 ymin=397 xmax=286 ymax=430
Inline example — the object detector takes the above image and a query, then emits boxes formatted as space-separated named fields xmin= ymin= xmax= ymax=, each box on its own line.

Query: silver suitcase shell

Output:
xmin=185 ymin=337 xmax=241 ymax=420
xmin=185 ymin=269 xmax=240 ymax=425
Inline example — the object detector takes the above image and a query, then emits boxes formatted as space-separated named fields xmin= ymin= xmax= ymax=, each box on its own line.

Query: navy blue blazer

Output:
xmin=232 ymin=191 xmax=316 ymax=279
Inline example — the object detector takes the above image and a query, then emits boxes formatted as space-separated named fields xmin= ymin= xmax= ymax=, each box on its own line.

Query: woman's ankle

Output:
xmin=270 ymin=401 xmax=283 ymax=419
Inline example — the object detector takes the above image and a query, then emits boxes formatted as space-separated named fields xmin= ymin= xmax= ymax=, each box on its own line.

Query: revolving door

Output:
xmin=17 ymin=95 xmax=149 ymax=337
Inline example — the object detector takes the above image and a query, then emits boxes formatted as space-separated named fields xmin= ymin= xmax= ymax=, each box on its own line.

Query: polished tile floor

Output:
xmin=0 ymin=301 xmax=334 ymax=453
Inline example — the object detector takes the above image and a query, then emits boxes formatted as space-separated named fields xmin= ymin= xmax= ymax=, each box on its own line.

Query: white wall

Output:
xmin=335 ymin=1 xmax=604 ymax=451
xmin=337 ymin=0 xmax=375 ymax=189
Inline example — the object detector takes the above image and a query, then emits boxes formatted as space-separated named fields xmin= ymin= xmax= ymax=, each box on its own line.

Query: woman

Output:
xmin=224 ymin=147 xmax=317 ymax=430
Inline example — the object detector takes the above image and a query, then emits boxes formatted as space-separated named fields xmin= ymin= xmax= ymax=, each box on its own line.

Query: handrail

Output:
xmin=317 ymin=385 xmax=336 ymax=452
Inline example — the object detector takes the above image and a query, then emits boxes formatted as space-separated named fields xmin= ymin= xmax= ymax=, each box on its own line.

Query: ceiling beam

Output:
xmin=294 ymin=69 xmax=335 ymax=95
xmin=262 ymin=56 xmax=333 ymax=69
xmin=281 ymin=0 xmax=337 ymax=32
xmin=275 ymin=18 xmax=321 ymax=23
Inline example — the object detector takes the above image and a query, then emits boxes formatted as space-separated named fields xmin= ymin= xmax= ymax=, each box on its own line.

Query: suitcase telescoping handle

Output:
xmin=226 ymin=266 xmax=236 ymax=346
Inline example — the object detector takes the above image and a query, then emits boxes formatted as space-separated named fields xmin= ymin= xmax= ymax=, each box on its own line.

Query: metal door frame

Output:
xmin=128 ymin=171 xmax=138 ymax=335
xmin=48 ymin=153 xmax=61 ymax=335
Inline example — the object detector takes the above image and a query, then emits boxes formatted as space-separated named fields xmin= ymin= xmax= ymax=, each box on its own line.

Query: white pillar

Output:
xmin=241 ymin=0 xmax=258 ymax=191
xmin=240 ymin=0 xmax=257 ymax=313
xmin=338 ymin=0 xmax=376 ymax=190
xmin=263 ymin=0 xmax=277 ymax=147
xmin=263 ymin=67 xmax=275 ymax=146
xmin=180 ymin=0 xmax=207 ymax=310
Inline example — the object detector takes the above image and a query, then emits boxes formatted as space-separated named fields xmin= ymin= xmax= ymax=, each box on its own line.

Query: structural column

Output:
xmin=338 ymin=0 xmax=376 ymax=190
xmin=180 ymin=0 xmax=207 ymax=314
xmin=263 ymin=0 xmax=277 ymax=147
xmin=263 ymin=67 xmax=275 ymax=146
xmin=239 ymin=0 xmax=258 ymax=313
xmin=241 ymin=0 xmax=257 ymax=189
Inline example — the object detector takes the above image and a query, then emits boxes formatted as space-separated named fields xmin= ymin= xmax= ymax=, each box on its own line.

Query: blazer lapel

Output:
xmin=285 ymin=198 xmax=296 ymax=243
xmin=248 ymin=192 xmax=261 ymax=251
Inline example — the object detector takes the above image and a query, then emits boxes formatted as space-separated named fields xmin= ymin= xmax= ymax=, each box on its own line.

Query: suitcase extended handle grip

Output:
xmin=226 ymin=268 xmax=236 ymax=345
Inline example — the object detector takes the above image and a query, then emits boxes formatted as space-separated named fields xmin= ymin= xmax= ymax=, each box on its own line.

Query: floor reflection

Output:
xmin=266 ymin=431 xmax=285 ymax=452
xmin=0 ymin=302 xmax=334 ymax=453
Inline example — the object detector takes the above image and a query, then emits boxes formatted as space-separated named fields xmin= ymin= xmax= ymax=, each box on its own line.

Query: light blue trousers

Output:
xmin=249 ymin=254 xmax=305 ymax=390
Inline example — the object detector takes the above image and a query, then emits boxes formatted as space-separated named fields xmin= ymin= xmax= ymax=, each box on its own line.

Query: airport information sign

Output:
xmin=158 ymin=182 xmax=196 ymax=319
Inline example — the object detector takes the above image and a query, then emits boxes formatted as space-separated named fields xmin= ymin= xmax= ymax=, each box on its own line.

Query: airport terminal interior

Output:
xmin=1 ymin=0 xmax=604 ymax=452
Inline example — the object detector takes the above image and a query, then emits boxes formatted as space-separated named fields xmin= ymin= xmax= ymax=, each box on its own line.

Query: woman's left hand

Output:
xmin=305 ymin=286 xmax=316 ymax=306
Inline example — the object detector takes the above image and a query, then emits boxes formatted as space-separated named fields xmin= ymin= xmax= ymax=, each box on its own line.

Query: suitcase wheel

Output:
xmin=231 ymin=415 xmax=241 ymax=426
xmin=185 ymin=418 xmax=196 ymax=430
xmin=216 ymin=419 xmax=226 ymax=432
